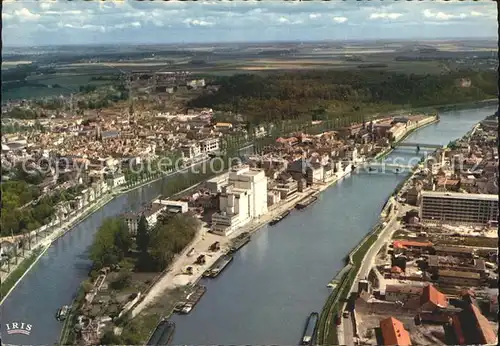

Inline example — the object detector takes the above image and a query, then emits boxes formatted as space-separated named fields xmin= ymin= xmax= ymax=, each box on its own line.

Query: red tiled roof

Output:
xmin=391 ymin=266 xmax=403 ymax=273
xmin=452 ymin=315 xmax=466 ymax=345
xmin=470 ymin=304 xmax=497 ymax=345
xmin=420 ymin=284 xmax=448 ymax=309
xmin=380 ymin=316 xmax=412 ymax=346
xmin=393 ymin=240 xmax=433 ymax=249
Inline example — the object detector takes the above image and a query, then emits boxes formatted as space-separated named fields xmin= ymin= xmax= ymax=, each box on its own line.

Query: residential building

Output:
xmin=180 ymin=142 xmax=201 ymax=160
xmin=420 ymin=191 xmax=499 ymax=225
xmin=420 ymin=284 xmax=448 ymax=312
xmin=124 ymin=202 xmax=166 ymax=235
xmin=379 ymin=316 xmax=412 ymax=346
xmin=200 ymin=137 xmax=220 ymax=154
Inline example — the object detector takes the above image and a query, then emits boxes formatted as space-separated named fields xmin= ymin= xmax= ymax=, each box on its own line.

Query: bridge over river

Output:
xmin=395 ymin=142 xmax=445 ymax=149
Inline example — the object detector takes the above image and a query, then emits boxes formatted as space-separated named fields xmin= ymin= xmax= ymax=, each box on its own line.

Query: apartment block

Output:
xmin=420 ymin=191 xmax=498 ymax=225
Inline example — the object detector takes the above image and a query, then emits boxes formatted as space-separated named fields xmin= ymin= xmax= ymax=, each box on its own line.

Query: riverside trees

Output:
xmin=90 ymin=218 xmax=132 ymax=269
xmin=90 ymin=213 xmax=200 ymax=272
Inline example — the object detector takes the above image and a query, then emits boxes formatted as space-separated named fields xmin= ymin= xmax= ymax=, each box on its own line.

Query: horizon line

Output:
xmin=3 ymin=37 xmax=498 ymax=49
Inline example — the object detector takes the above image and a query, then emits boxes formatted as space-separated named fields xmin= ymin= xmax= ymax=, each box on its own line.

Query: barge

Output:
xmin=203 ymin=254 xmax=233 ymax=278
xmin=146 ymin=319 xmax=175 ymax=346
xmin=229 ymin=232 xmax=251 ymax=253
xmin=175 ymin=285 xmax=206 ymax=314
xmin=301 ymin=312 xmax=319 ymax=345
xmin=295 ymin=196 xmax=318 ymax=210
xmin=56 ymin=305 xmax=70 ymax=321
xmin=269 ymin=210 xmax=290 ymax=226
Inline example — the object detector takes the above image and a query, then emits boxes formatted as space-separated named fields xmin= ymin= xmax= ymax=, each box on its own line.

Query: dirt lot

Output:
xmin=355 ymin=300 xmax=448 ymax=345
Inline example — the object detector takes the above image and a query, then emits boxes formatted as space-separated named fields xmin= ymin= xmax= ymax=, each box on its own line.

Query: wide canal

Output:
xmin=1 ymin=106 xmax=496 ymax=345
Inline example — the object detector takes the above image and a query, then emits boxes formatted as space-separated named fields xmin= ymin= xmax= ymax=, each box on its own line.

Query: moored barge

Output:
xmin=269 ymin=210 xmax=290 ymax=226
xmin=175 ymin=285 xmax=206 ymax=314
xmin=295 ymin=196 xmax=318 ymax=210
xmin=203 ymin=254 xmax=233 ymax=278
xmin=146 ymin=319 xmax=175 ymax=345
xmin=301 ymin=312 xmax=319 ymax=345
xmin=229 ymin=232 xmax=251 ymax=253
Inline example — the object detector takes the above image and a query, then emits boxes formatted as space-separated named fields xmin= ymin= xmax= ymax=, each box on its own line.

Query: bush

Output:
xmin=110 ymin=272 xmax=131 ymax=290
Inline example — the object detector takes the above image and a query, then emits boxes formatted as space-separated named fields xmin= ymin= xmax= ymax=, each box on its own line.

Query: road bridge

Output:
xmin=395 ymin=142 xmax=445 ymax=149
xmin=359 ymin=162 xmax=414 ymax=171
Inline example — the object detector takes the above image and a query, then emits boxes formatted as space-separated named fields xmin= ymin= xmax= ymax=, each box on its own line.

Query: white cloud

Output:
xmin=1 ymin=1 xmax=496 ymax=46
xmin=369 ymin=12 xmax=403 ymax=20
xmin=470 ymin=11 xmax=485 ymax=17
xmin=183 ymin=18 xmax=215 ymax=27
xmin=422 ymin=9 xmax=467 ymax=20
xmin=40 ymin=2 xmax=52 ymax=11
xmin=63 ymin=23 xmax=106 ymax=32
xmin=13 ymin=8 xmax=41 ymax=21
xmin=333 ymin=16 xmax=348 ymax=23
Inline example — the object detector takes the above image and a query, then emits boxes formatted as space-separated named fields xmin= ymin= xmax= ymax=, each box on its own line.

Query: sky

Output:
xmin=2 ymin=0 xmax=498 ymax=46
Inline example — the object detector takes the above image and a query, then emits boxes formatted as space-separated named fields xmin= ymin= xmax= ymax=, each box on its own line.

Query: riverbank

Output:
xmin=374 ymin=115 xmax=439 ymax=161
xmin=317 ymin=161 xmax=423 ymax=344
xmin=131 ymin=167 xmax=354 ymax=322
xmin=0 ymin=192 xmax=115 ymax=305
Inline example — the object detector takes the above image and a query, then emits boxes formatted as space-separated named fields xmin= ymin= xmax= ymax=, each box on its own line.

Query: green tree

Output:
xmin=100 ymin=330 xmax=123 ymax=345
xmin=136 ymin=214 xmax=149 ymax=254
xmin=90 ymin=218 xmax=132 ymax=269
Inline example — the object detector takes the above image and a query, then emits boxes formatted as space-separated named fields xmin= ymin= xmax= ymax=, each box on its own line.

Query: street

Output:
xmin=339 ymin=175 xmax=417 ymax=346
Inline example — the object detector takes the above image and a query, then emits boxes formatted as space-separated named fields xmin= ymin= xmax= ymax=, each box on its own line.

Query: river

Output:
xmin=0 ymin=106 xmax=496 ymax=345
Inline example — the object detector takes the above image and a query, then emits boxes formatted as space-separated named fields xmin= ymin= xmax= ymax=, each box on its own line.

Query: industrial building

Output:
xmin=211 ymin=165 xmax=268 ymax=236
xmin=420 ymin=191 xmax=498 ymax=225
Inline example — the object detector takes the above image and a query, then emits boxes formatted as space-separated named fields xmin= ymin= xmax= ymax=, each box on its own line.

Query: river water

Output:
xmin=1 ymin=106 xmax=496 ymax=345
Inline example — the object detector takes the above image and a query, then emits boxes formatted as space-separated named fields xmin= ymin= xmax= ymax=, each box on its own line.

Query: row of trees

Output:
xmin=188 ymin=70 xmax=496 ymax=124
xmin=0 ymin=177 xmax=86 ymax=236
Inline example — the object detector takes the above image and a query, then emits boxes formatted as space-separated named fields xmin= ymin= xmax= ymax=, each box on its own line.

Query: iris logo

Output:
xmin=5 ymin=322 xmax=32 ymax=335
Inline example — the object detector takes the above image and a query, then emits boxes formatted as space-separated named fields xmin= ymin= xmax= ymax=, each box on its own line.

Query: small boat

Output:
xmin=180 ymin=303 xmax=193 ymax=314
xmin=56 ymin=305 xmax=70 ymax=321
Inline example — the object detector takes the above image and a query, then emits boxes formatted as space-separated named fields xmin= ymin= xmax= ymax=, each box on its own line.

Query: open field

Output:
xmin=2 ymin=60 xmax=33 ymax=67
xmin=2 ymin=40 xmax=496 ymax=101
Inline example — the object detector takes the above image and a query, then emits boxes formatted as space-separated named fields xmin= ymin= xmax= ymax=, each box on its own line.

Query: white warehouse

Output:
xmin=211 ymin=165 xmax=268 ymax=236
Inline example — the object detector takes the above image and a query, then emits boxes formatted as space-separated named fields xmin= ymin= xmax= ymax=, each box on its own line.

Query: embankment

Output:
xmin=375 ymin=115 xmax=439 ymax=161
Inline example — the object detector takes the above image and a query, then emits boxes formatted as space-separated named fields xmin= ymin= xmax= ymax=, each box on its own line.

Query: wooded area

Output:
xmin=188 ymin=70 xmax=496 ymax=124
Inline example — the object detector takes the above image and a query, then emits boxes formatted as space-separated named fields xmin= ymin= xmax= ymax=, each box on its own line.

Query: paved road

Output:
xmin=340 ymin=199 xmax=404 ymax=345
xmin=339 ymin=170 xmax=419 ymax=345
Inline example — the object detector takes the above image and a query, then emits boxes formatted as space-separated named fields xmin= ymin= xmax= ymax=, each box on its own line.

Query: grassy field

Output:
xmin=2 ymin=74 xmax=112 ymax=100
